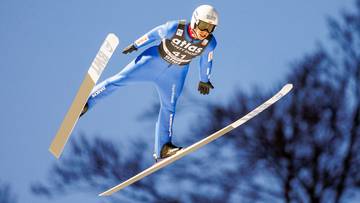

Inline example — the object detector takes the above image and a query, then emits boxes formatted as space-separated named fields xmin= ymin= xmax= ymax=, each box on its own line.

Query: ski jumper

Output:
xmin=86 ymin=20 xmax=217 ymax=157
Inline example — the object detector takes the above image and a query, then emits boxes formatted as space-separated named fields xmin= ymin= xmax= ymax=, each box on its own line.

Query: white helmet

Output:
xmin=191 ymin=5 xmax=219 ymax=32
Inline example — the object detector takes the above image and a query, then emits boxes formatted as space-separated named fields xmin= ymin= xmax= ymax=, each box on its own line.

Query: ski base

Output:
xmin=99 ymin=83 xmax=293 ymax=196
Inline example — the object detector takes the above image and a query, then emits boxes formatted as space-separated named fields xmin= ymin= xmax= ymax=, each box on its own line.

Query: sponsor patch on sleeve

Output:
xmin=208 ymin=51 xmax=214 ymax=62
xmin=176 ymin=29 xmax=184 ymax=36
xmin=135 ymin=35 xmax=149 ymax=47
xmin=201 ymin=39 xmax=209 ymax=46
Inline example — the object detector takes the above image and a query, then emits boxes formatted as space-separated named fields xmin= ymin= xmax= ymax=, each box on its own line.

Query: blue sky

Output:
xmin=0 ymin=0 xmax=355 ymax=202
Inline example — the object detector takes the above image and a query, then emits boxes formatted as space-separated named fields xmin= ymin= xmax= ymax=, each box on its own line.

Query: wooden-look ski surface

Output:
xmin=49 ymin=33 xmax=119 ymax=159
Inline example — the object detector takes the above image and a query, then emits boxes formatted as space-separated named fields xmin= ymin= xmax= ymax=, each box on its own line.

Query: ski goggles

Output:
xmin=196 ymin=20 xmax=216 ymax=33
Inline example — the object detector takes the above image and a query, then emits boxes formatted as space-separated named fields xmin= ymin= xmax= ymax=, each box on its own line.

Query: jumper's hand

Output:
xmin=198 ymin=81 xmax=214 ymax=95
xmin=122 ymin=44 xmax=137 ymax=54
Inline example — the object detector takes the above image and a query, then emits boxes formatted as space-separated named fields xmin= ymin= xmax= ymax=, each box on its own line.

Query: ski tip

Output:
xmin=98 ymin=192 xmax=107 ymax=197
xmin=282 ymin=83 xmax=293 ymax=93
xmin=107 ymin=33 xmax=119 ymax=45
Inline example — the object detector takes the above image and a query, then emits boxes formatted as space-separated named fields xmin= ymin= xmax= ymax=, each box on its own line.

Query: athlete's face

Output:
xmin=193 ymin=27 xmax=210 ymax=40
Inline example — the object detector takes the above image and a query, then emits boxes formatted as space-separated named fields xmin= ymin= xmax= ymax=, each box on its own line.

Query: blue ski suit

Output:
xmin=87 ymin=20 xmax=217 ymax=157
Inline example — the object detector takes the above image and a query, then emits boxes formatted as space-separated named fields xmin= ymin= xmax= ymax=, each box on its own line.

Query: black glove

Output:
xmin=198 ymin=81 xmax=214 ymax=95
xmin=122 ymin=44 xmax=137 ymax=54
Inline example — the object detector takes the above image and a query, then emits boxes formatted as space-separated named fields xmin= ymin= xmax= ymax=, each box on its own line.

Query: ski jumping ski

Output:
xmin=49 ymin=33 xmax=119 ymax=159
xmin=99 ymin=83 xmax=293 ymax=196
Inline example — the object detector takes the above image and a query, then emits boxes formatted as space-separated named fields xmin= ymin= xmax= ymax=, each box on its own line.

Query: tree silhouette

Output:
xmin=0 ymin=181 xmax=17 ymax=203
xmin=32 ymin=133 xmax=182 ymax=202
xmin=32 ymin=1 xmax=360 ymax=202
xmin=185 ymin=1 xmax=360 ymax=202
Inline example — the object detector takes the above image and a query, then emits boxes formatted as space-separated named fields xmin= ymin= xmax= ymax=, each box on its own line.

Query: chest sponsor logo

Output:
xmin=171 ymin=38 xmax=203 ymax=54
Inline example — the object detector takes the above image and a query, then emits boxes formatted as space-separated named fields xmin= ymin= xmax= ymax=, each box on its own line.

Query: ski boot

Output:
xmin=154 ymin=142 xmax=183 ymax=162
xmin=79 ymin=102 xmax=88 ymax=118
